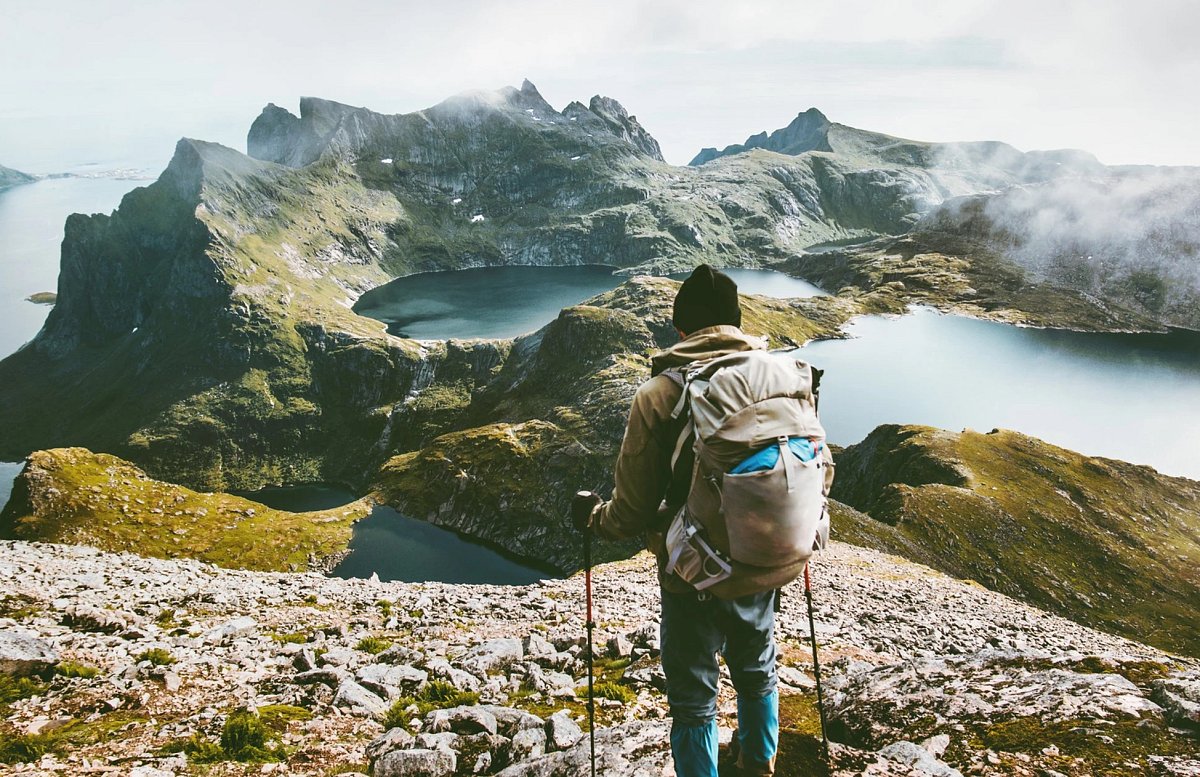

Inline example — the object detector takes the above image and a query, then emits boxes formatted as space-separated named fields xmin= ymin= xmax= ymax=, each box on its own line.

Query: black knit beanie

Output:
xmin=672 ymin=264 xmax=741 ymax=334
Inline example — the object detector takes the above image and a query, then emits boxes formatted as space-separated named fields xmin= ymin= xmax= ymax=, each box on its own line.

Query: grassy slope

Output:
xmin=831 ymin=424 xmax=1200 ymax=657
xmin=0 ymin=448 xmax=370 ymax=572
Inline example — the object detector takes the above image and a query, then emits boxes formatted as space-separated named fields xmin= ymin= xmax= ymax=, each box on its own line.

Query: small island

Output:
xmin=26 ymin=291 xmax=56 ymax=305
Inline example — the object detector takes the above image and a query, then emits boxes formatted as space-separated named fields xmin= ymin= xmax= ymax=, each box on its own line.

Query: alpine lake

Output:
xmin=2 ymin=178 xmax=1198 ymax=583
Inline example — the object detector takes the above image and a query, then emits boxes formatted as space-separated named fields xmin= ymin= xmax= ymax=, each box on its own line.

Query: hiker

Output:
xmin=571 ymin=264 xmax=832 ymax=777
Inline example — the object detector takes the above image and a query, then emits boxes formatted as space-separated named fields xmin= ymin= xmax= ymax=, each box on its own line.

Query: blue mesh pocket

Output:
xmin=729 ymin=437 xmax=820 ymax=474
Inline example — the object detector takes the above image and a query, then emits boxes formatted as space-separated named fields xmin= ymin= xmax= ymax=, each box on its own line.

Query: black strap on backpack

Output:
xmin=655 ymin=368 xmax=695 ymax=532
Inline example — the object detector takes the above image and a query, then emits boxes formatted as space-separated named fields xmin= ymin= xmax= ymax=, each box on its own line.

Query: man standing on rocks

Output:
xmin=573 ymin=264 xmax=828 ymax=777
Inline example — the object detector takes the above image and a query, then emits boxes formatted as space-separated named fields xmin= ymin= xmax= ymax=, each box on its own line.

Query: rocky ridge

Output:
xmin=0 ymin=538 xmax=1196 ymax=776
xmin=0 ymin=164 xmax=35 ymax=190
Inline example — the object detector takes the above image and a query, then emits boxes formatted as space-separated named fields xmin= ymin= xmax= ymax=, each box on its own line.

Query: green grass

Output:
xmin=355 ymin=636 xmax=392 ymax=655
xmin=257 ymin=704 xmax=313 ymax=731
xmin=1 ymin=448 xmax=371 ymax=573
xmin=964 ymin=715 xmax=1199 ymax=776
xmin=136 ymin=648 xmax=176 ymax=666
xmin=270 ymin=631 xmax=310 ymax=644
xmin=0 ymin=712 xmax=146 ymax=764
xmin=55 ymin=661 xmax=100 ymax=679
xmin=163 ymin=708 xmax=287 ymax=763
xmin=381 ymin=681 xmax=481 ymax=731
xmin=590 ymin=681 xmax=635 ymax=704
xmin=0 ymin=595 xmax=41 ymax=620
xmin=0 ymin=676 xmax=46 ymax=707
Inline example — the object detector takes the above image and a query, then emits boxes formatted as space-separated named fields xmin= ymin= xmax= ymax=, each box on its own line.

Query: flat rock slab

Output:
xmin=374 ymin=747 xmax=457 ymax=777
xmin=0 ymin=630 xmax=58 ymax=675
xmin=427 ymin=704 xmax=499 ymax=736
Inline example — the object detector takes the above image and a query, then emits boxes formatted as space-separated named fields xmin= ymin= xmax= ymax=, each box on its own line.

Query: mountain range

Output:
xmin=0 ymin=78 xmax=1197 ymax=775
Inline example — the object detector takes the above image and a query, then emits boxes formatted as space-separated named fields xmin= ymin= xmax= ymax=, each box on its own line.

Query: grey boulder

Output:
xmin=333 ymin=679 xmax=388 ymax=718
xmin=0 ymin=630 xmax=58 ymax=676
xmin=426 ymin=705 xmax=499 ymax=735
xmin=373 ymin=748 xmax=456 ymax=777
xmin=545 ymin=710 xmax=583 ymax=752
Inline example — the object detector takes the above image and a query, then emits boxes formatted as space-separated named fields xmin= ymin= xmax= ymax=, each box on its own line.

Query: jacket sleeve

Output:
xmin=593 ymin=375 xmax=680 ymax=542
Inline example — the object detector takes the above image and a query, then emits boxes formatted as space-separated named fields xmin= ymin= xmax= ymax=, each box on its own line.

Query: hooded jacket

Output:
xmin=594 ymin=325 xmax=768 ymax=593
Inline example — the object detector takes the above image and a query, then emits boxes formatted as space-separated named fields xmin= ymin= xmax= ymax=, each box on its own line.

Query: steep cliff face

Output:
xmin=832 ymin=424 xmax=1200 ymax=657
xmin=0 ymin=81 xmax=969 ymax=491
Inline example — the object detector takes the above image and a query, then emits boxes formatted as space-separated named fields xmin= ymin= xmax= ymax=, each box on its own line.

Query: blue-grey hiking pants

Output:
xmin=661 ymin=586 xmax=779 ymax=776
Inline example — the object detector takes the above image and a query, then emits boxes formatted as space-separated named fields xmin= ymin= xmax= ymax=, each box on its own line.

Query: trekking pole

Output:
xmin=804 ymin=562 xmax=830 ymax=764
xmin=583 ymin=523 xmax=597 ymax=777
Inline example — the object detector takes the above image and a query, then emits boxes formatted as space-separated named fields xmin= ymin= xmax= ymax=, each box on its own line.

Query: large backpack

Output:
xmin=662 ymin=349 xmax=832 ymax=599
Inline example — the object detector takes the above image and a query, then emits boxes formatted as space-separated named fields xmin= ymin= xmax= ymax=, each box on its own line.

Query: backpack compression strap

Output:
xmin=658 ymin=368 xmax=697 ymax=527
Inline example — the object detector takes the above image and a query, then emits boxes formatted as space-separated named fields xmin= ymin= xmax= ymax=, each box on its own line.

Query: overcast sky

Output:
xmin=2 ymin=0 xmax=1198 ymax=172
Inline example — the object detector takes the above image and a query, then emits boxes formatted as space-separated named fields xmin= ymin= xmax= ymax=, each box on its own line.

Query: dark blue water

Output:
xmin=356 ymin=265 xmax=827 ymax=343
xmin=239 ymin=484 xmax=549 ymax=584
xmin=799 ymin=308 xmax=1200 ymax=479
xmin=354 ymin=265 xmax=624 ymax=340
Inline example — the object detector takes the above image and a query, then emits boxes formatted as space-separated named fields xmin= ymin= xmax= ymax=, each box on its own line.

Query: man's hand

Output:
xmin=571 ymin=491 xmax=603 ymax=532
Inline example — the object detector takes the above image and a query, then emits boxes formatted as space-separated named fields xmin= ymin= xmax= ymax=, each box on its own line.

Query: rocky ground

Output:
xmin=1 ymin=539 xmax=1196 ymax=776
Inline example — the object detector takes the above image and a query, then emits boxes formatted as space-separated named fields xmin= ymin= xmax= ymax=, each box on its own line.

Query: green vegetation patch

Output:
xmin=163 ymin=708 xmax=287 ymax=763
xmin=355 ymin=636 xmax=392 ymax=655
xmin=0 ymin=595 xmax=41 ymax=620
xmin=382 ymin=681 xmax=481 ymax=731
xmin=0 ymin=712 xmax=146 ymax=764
xmin=136 ymin=648 xmax=176 ymax=666
xmin=590 ymin=681 xmax=635 ymax=704
xmin=967 ymin=715 xmax=1198 ymax=776
xmin=54 ymin=661 xmax=100 ymax=679
xmin=0 ymin=675 xmax=45 ymax=707
xmin=257 ymin=704 xmax=313 ymax=731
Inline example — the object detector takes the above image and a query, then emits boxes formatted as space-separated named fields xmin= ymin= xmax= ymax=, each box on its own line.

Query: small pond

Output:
xmin=238 ymin=484 xmax=550 ymax=585
xmin=353 ymin=264 xmax=623 ymax=340
xmin=353 ymin=264 xmax=826 ymax=342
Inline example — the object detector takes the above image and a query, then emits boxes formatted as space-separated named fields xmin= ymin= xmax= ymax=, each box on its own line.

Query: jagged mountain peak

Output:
xmin=583 ymin=94 xmax=664 ymax=161
xmin=247 ymin=82 xmax=667 ymax=168
xmin=690 ymin=106 xmax=834 ymax=165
